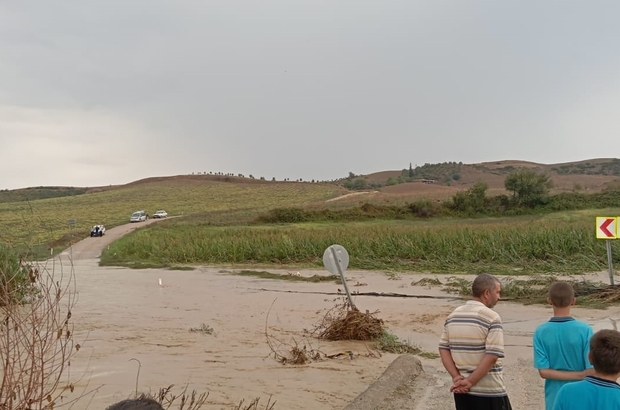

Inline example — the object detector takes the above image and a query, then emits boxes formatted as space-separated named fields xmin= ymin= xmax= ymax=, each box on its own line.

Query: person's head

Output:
xmin=472 ymin=273 xmax=501 ymax=308
xmin=106 ymin=397 xmax=164 ymax=410
xmin=589 ymin=329 xmax=620 ymax=376
xmin=547 ymin=282 xmax=576 ymax=308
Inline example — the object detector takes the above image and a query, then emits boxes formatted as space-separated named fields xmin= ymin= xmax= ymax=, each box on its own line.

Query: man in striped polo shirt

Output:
xmin=439 ymin=273 xmax=512 ymax=410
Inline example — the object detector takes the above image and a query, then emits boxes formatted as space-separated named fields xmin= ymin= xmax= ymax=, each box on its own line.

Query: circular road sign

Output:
xmin=322 ymin=244 xmax=350 ymax=275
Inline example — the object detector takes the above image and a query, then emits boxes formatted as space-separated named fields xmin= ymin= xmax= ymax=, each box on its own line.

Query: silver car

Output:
xmin=130 ymin=210 xmax=148 ymax=222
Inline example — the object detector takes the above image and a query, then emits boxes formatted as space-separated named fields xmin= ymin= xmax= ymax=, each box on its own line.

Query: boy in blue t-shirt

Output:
xmin=553 ymin=329 xmax=620 ymax=409
xmin=533 ymin=282 xmax=593 ymax=410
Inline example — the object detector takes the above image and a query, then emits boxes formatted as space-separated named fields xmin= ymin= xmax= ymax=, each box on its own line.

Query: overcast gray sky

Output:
xmin=1 ymin=1 xmax=619 ymax=189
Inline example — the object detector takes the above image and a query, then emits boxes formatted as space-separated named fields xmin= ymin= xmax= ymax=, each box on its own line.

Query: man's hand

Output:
xmin=452 ymin=375 xmax=464 ymax=384
xmin=450 ymin=377 xmax=473 ymax=394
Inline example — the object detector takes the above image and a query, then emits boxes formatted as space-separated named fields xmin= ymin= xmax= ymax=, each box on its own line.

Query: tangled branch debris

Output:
xmin=310 ymin=298 xmax=385 ymax=341
xmin=264 ymin=299 xmax=324 ymax=365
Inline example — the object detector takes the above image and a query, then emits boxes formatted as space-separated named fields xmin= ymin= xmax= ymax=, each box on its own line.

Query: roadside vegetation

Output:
xmin=443 ymin=275 xmax=620 ymax=309
xmin=101 ymin=213 xmax=620 ymax=274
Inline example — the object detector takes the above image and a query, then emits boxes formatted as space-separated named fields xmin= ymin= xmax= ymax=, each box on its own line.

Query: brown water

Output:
xmin=45 ymin=223 xmax=620 ymax=409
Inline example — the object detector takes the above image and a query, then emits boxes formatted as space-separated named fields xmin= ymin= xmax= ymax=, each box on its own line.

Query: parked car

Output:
xmin=130 ymin=210 xmax=148 ymax=222
xmin=90 ymin=225 xmax=106 ymax=237
xmin=153 ymin=210 xmax=168 ymax=219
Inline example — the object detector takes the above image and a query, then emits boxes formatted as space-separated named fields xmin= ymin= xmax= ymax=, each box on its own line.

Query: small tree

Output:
xmin=353 ymin=179 xmax=368 ymax=190
xmin=452 ymin=181 xmax=488 ymax=212
xmin=504 ymin=169 xmax=552 ymax=206
xmin=408 ymin=163 xmax=414 ymax=178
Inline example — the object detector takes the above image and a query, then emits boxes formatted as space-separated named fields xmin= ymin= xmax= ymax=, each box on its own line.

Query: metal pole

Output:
xmin=607 ymin=239 xmax=615 ymax=286
xmin=330 ymin=246 xmax=357 ymax=311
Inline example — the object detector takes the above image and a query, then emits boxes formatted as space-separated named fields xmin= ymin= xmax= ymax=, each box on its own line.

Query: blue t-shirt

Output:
xmin=533 ymin=317 xmax=593 ymax=410
xmin=554 ymin=376 xmax=620 ymax=410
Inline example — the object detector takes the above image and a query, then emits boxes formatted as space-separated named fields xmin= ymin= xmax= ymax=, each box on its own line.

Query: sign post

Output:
xmin=322 ymin=244 xmax=357 ymax=311
xmin=67 ymin=219 xmax=77 ymax=245
xmin=596 ymin=217 xmax=617 ymax=286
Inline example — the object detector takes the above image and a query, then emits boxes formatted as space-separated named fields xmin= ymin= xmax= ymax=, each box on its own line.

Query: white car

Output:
xmin=90 ymin=225 xmax=106 ymax=237
xmin=153 ymin=210 xmax=168 ymax=219
xmin=130 ymin=210 xmax=148 ymax=222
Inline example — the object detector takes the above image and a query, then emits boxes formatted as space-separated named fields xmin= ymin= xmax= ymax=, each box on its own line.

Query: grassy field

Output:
xmin=101 ymin=207 xmax=620 ymax=274
xmin=0 ymin=179 xmax=343 ymax=255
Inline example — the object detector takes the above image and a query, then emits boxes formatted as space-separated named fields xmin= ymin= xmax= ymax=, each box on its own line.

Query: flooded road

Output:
xmin=47 ymin=225 xmax=620 ymax=409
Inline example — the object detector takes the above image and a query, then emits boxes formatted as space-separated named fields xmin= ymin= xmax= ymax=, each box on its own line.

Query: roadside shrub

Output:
xmin=256 ymin=208 xmax=309 ymax=223
xmin=408 ymin=200 xmax=439 ymax=218
xmin=0 ymin=244 xmax=36 ymax=305
xmin=451 ymin=182 xmax=488 ymax=213
xmin=0 ymin=247 xmax=81 ymax=409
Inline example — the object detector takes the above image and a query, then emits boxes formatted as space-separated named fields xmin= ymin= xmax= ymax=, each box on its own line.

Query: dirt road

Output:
xmin=62 ymin=218 xmax=161 ymax=260
xmin=50 ymin=227 xmax=620 ymax=409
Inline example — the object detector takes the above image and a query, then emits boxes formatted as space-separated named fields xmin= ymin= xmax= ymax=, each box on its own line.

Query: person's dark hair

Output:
xmin=548 ymin=282 xmax=575 ymax=308
xmin=471 ymin=273 xmax=499 ymax=298
xmin=589 ymin=329 xmax=620 ymax=375
xmin=105 ymin=397 xmax=164 ymax=410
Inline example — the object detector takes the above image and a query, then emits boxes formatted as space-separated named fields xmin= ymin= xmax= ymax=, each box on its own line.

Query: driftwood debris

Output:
xmin=252 ymin=288 xmax=464 ymax=300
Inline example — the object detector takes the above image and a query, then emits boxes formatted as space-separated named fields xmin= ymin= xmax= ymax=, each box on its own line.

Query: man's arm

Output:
xmin=451 ymin=354 xmax=499 ymax=392
xmin=538 ymin=369 xmax=587 ymax=381
xmin=453 ymin=315 xmax=504 ymax=392
xmin=439 ymin=322 xmax=463 ymax=384
xmin=439 ymin=348 xmax=463 ymax=382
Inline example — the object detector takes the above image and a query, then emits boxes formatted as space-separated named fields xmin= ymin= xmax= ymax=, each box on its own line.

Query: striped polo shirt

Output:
xmin=439 ymin=300 xmax=506 ymax=397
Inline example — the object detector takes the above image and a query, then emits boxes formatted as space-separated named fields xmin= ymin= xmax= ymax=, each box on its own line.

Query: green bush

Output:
xmin=0 ymin=244 xmax=35 ymax=306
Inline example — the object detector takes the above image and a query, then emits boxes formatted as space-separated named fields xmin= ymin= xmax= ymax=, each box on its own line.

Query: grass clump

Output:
xmin=417 ymin=351 xmax=440 ymax=359
xmin=168 ymin=265 xmax=195 ymax=271
xmin=189 ymin=323 xmax=214 ymax=335
xmin=229 ymin=270 xmax=341 ymax=283
xmin=373 ymin=330 xmax=421 ymax=355
xmin=412 ymin=277 xmax=442 ymax=287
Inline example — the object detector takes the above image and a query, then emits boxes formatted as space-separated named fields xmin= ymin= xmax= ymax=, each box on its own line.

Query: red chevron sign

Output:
xmin=596 ymin=217 xmax=617 ymax=239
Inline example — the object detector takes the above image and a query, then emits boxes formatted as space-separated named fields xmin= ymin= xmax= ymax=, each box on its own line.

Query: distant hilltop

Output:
xmin=345 ymin=158 xmax=620 ymax=195
xmin=1 ymin=158 xmax=619 ymax=203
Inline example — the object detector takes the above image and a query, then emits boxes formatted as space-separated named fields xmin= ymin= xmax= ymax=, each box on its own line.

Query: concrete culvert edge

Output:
xmin=343 ymin=355 xmax=426 ymax=410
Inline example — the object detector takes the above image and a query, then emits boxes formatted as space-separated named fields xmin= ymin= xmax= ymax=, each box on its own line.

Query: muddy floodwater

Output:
xmin=46 ymin=222 xmax=620 ymax=409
